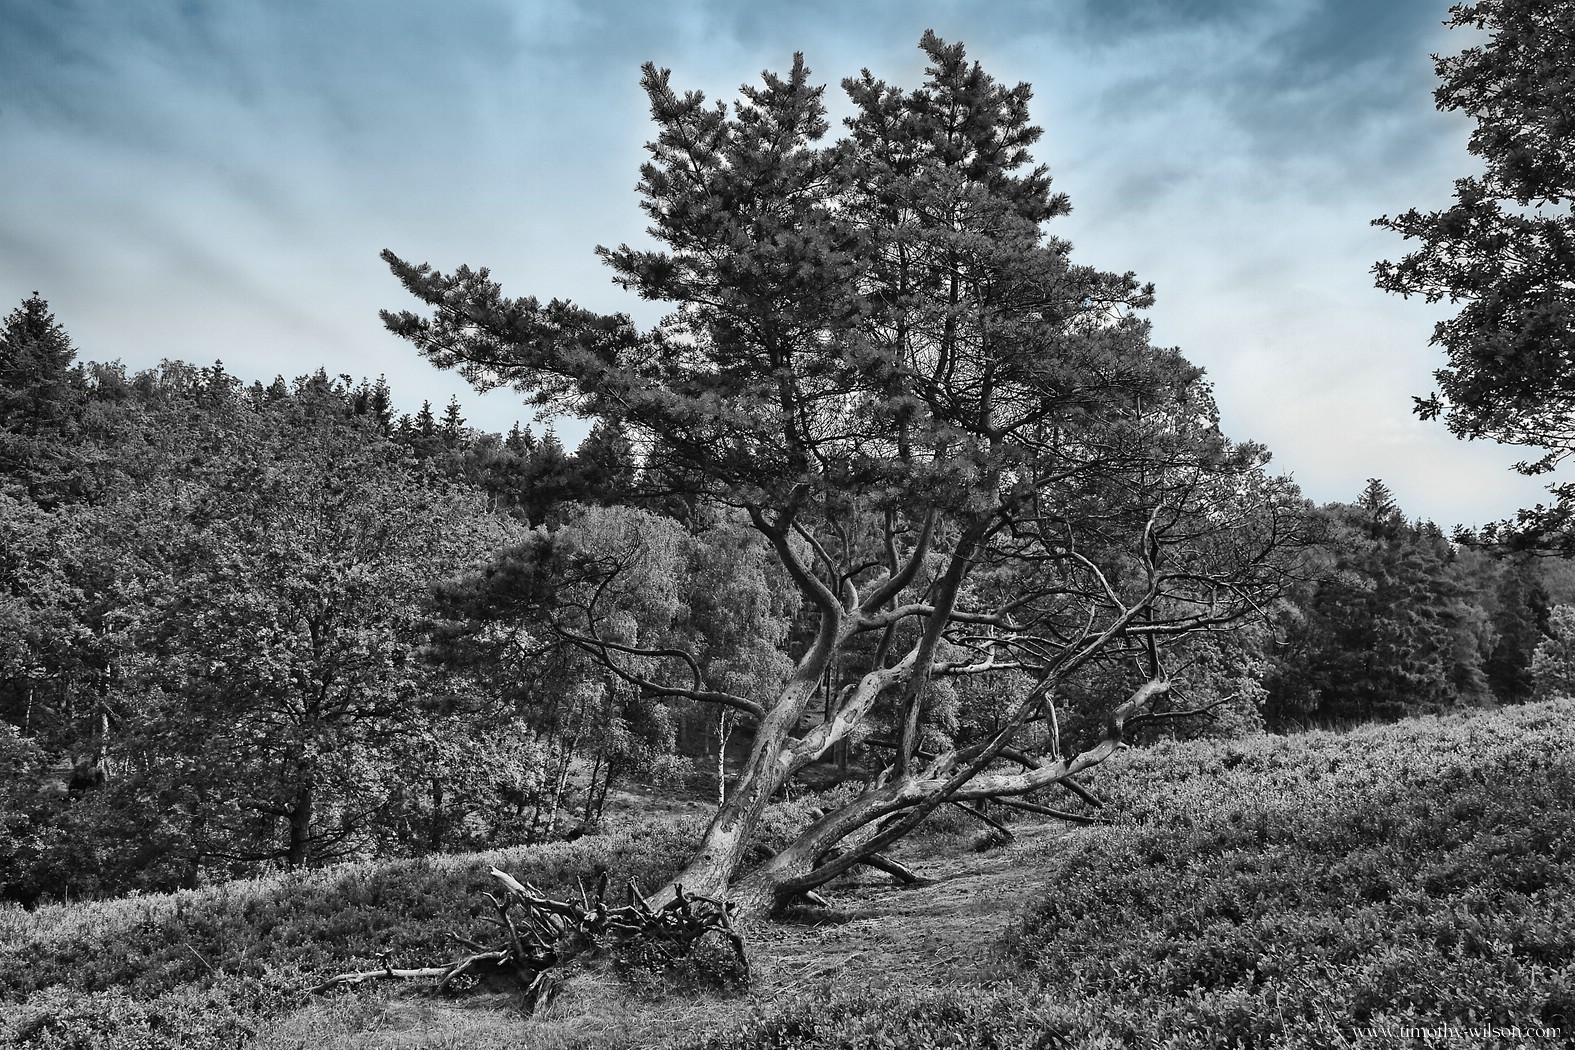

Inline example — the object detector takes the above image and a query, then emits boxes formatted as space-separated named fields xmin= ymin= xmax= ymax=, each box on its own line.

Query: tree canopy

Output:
xmin=382 ymin=33 xmax=1305 ymax=913
xmin=1374 ymin=0 xmax=1575 ymax=549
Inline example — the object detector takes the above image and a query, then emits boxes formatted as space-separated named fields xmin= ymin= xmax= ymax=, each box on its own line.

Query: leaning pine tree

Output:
xmin=349 ymin=33 xmax=1305 ymax=999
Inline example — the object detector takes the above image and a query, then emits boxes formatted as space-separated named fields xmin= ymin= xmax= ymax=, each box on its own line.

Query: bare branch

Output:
xmin=557 ymin=627 xmax=766 ymax=718
xmin=859 ymin=509 xmax=937 ymax=613
xmin=992 ymin=797 xmax=1100 ymax=824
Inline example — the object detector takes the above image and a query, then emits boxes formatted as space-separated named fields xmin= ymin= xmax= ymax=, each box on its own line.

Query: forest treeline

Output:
xmin=3 ymin=290 xmax=1573 ymax=905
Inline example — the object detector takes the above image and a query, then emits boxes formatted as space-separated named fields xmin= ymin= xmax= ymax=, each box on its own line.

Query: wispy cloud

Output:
xmin=0 ymin=0 xmax=1547 ymax=525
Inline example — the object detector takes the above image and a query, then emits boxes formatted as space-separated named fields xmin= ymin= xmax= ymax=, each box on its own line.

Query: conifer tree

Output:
xmin=505 ymin=421 xmax=536 ymax=456
xmin=1484 ymin=560 xmax=1552 ymax=702
xmin=1375 ymin=0 xmax=1575 ymax=550
xmin=573 ymin=418 xmax=637 ymax=504
xmin=517 ymin=425 xmax=576 ymax=523
xmin=440 ymin=395 xmax=466 ymax=446
xmin=0 ymin=292 xmax=82 ymax=503
xmin=0 ymin=292 xmax=77 ymax=426
xmin=1266 ymin=485 xmax=1493 ymax=726
xmin=349 ymin=376 xmax=395 ymax=432
xmin=382 ymin=34 xmax=1301 ymax=915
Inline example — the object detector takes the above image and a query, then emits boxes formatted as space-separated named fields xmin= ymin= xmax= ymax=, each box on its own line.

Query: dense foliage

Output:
xmin=1374 ymin=0 xmax=1575 ymax=550
xmin=6 ymin=138 xmax=1575 ymax=907
xmin=0 ymin=296 xmax=664 ymax=904
xmin=1261 ymin=479 xmax=1544 ymax=727
xmin=7 ymin=12 xmax=1575 ymax=1045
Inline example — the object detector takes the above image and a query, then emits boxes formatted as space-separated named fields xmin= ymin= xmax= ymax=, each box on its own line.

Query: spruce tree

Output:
xmin=0 ymin=292 xmax=77 ymax=428
xmin=0 ymin=292 xmax=82 ymax=503
xmin=573 ymin=418 xmax=637 ymax=504
xmin=505 ymin=421 xmax=536 ymax=455
xmin=1484 ymin=560 xmax=1553 ymax=702
xmin=440 ymin=396 xmax=466 ymax=446
xmin=1268 ymin=487 xmax=1493 ymax=726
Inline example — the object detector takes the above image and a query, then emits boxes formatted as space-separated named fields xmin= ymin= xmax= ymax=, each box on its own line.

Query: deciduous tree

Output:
xmin=1532 ymin=603 xmax=1575 ymax=699
xmin=0 ymin=363 xmax=527 ymax=899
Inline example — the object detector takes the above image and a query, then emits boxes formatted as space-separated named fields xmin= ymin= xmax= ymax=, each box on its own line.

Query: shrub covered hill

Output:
xmin=5 ymin=699 xmax=1574 ymax=1048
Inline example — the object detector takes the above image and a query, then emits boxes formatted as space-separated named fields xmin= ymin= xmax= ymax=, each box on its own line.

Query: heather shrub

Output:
xmin=17 ymin=703 xmax=1575 ymax=1050
xmin=683 ymin=701 xmax=1575 ymax=1050
xmin=1001 ymin=700 xmax=1575 ymax=1046
xmin=691 ymin=982 xmax=1100 ymax=1050
xmin=2 ymin=820 xmax=697 ymax=1046
xmin=4 ymin=979 xmax=294 ymax=1050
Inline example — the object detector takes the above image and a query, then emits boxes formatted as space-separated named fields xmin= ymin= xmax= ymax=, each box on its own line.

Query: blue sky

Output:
xmin=0 ymin=0 xmax=1551 ymax=526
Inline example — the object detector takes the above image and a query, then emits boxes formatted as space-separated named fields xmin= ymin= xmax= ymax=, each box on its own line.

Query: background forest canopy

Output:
xmin=4 ymin=30 xmax=1575 ymax=909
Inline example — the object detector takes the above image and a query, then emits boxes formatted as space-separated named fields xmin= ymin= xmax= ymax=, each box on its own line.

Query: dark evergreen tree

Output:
xmin=517 ymin=425 xmax=577 ymax=524
xmin=573 ymin=418 xmax=637 ymax=505
xmin=1356 ymin=477 xmax=1399 ymax=530
xmin=0 ymin=293 xmax=77 ymax=426
xmin=440 ymin=395 xmax=466 ymax=447
xmin=1374 ymin=0 xmax=1575 ymax=550
xmin=370 ymin=376 xmax=394 ymax=430
xmin=290 ymin=368 xmax=354 ymax=420
xmin=1483 ymin=559 xmax=1553 ymax=702
xmin=349 ymin=376 xmax=395 ymax=433
xmin=0 ymin=292 xmax=83 ymax=503
xmin=447 ymin=433 xmax=527 ymax=518
xmin=398 ymin=398 xmax=444 ymax=459
xmin=505 ymin=421 xmax=536 ymax=455
xmin=1266 ymin=484 xmax=1493 ymax=727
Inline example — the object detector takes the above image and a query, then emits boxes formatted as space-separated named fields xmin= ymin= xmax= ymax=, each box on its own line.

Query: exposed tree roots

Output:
xmin=310 ymin=867 xmax=748 ymax=1014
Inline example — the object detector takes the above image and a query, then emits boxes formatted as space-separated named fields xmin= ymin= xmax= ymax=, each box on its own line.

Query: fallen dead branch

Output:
xmin=950 ymin=801 xmax=1014 ymax=842
xmin=311 ymin=867 xmax=748 ymax=1013
xmin=992 ymin=796 xmax=1102 ymax=824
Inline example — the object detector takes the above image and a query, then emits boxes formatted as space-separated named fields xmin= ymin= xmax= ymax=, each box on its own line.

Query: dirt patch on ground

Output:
xmin=749 ymin=820 xmax=1072 ymax=994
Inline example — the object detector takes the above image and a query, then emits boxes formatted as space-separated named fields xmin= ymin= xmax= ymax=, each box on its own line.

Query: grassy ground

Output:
xmin=9 ymin=701 xmax=1575 ymax=1048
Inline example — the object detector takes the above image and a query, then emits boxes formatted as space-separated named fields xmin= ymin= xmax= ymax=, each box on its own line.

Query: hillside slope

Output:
xmin=7 ymin=701 xmax=1575 ymax=1049
xmin=697 ymin=700 xmax=1575 ymax=1049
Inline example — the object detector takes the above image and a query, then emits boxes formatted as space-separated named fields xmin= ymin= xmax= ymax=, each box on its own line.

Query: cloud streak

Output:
xmin=0 ymin=0 xmax=1551 ymax=525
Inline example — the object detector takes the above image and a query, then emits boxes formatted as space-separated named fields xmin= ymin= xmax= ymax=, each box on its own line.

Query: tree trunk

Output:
xmin=428 ymin=776 xmax=445 ymax=853
xmin=724 ymin=678 xmax=1171 ymax=916
xmin=651 ymin=702 xmax=804 ymax=903
xmin=581 ymin=749 xmax=604 ymax=827
xmin=715 ymin=708 xmax=735 ymax=809
xmin=286 ymin=782 xmax=314 ymax=867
